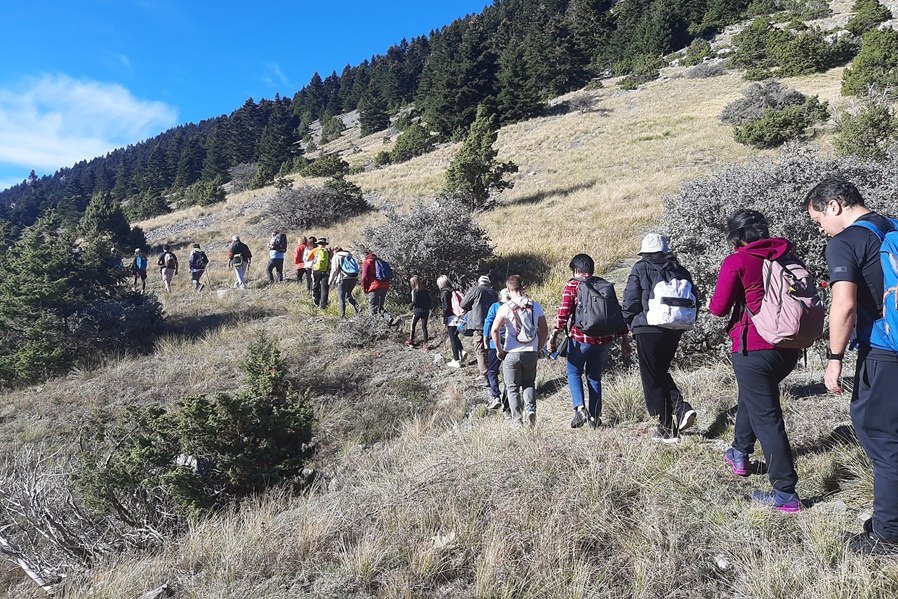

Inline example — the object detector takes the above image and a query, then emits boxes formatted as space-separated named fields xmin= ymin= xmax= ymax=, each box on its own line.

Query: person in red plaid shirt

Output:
xmin=549 ymin=253 xmax=630 ymax=429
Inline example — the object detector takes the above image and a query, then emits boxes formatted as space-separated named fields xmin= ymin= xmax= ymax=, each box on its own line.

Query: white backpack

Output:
xmin=645 ymin=277 xmax=697 ymax=330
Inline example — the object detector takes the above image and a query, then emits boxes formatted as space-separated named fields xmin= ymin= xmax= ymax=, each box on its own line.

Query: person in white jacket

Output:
xmin=329 ymin=246 xmax=362 ymax=318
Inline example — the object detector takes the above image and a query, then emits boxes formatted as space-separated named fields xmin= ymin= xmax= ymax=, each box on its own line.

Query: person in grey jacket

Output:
xmin=622 ymin=233 xmax=697 ymax=442
xmin=461 ymin=275 xmax=499 ymax=385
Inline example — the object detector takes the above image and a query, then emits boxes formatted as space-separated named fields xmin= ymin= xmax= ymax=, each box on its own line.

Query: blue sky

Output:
xmin=0 ymin=0 xmax=488 ymax=191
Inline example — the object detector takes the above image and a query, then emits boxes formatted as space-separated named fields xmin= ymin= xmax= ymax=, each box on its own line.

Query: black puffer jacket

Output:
xmin=622 ymin=253 xmax=696 ymax=334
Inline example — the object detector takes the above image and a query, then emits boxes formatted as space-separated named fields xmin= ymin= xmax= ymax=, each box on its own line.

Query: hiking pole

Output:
xmin=204 ymin=266 xmax=215 ymax=294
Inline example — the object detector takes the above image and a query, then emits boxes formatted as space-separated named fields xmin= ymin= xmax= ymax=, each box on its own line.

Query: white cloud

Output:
xmin=263 ymin=63 xmax=290 ymax=89
xmin=0 ymin=74 xmax=178 ymax=175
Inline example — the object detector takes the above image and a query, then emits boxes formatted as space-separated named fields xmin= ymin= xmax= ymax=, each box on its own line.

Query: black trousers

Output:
xmin=731 ymin=349 xmax=799 ymax=494
xmin=635 ymin=331 xmax=690 ymax=428
xmin=312 ymin=271 xmax=329 ymax=308
xmin=855 ymin=348 xmax=898 ymax=541
xmin=447 ymin=325 xmax=463 ymax=360
xmin=267 ymin=258 xmax=284 ymax=282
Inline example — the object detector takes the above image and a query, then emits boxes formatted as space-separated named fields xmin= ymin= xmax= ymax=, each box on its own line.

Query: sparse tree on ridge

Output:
xmin=445 ymin=105 xmax=518 ymax=211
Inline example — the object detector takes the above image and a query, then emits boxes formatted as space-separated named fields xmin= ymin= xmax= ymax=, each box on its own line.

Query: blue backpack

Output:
xmin=375 ymin=258 xmax=393 ymax=281
xmin=341 ymin=254 xmax=360 ymax=277
xmin=850 ymin=218 xmax=898 ymax=351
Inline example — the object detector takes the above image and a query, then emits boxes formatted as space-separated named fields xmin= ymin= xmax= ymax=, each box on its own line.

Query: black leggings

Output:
xmin=447 ymin=325 xmax=463 ymax=360
xmin=411 ymin=313 xmax=429 ymax=344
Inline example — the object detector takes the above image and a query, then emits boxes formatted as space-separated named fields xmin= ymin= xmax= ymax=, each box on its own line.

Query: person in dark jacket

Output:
xmin=406 ymin=275 xmax=433 ymax=350
xmin=709 ymin=209 xmax=801 ymax=513
xmin=461 ymin=275 xmax=499 ymax=386
xmin=438 ymin=275 xmax=465 ymax=368
xmin=187 ymin=243 xmax=209 ymax=291
xmin=622 ymin=233 xmax=697 ymax=443
xmin=805 ymin=178 xmax=898 ymax=553
xmin=228 ymin=235 xmax=252 ymax=290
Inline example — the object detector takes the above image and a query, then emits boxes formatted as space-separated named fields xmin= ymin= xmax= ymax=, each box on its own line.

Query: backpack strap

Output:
xmin=849 ymin=218 xmax=898 ymax=241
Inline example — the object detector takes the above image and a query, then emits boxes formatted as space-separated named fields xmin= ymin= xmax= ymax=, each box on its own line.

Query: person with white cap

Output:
xmin=228 ymin=235 xmax=252 ymax=290
xmin=622 ymin=232 xmax=698 ymax=443
xmin=461 ymin=274 xmax=499 ymax=386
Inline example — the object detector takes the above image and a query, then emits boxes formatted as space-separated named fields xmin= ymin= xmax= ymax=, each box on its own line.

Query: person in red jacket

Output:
xmin=361 ymin=252 xmax=390 ymax=320
xmin=708 ymin=209 xmax=801 ymax=513
xmin=293 ymin=236 xmax=308 ymax=286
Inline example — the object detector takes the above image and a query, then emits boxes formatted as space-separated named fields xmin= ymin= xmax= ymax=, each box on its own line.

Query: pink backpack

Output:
xmin=746 ymin=255 xmax=824 ymax=349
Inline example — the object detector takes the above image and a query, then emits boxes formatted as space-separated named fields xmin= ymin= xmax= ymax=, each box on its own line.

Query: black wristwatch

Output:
xmin=826 ymin=348 xmax=844 ymax=361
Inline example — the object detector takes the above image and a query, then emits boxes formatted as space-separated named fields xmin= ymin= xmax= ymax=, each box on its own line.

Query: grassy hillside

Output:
xmin=3 ymin=18 xmax=895 ymax=597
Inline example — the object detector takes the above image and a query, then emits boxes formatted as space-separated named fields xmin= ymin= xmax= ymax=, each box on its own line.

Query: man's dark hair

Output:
xmin=802 ymin=178 xmax=866 ymax=212
xmin=568 ymin=253 xmax=595 ymax=275
xmin=726 ymin=209 xmax=770 ymax=246
xmin=505 ymin=274 xmax=523 ymax=291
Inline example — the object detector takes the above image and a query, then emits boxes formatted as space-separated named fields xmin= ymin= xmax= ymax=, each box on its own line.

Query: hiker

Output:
xmin=805 ymin=178 xmax=898 ymax=552
xmin=483 ymin=287 xmax=511 ymax=413
xmin=329 ymin=245 xmax=362 ymax=317
xmin=267 ymin=230 xmax=287 ymax=283
xmin=310 ymin=237 xmax=331 ymax=309
xmin=302 ymin=236 xmax=317 ymax=296
xmin=187 ymin=243 xmax=209 ymax=291
xmin=108 ymin=247 xmax=123 ymax=270
xmin=407 ymin=276 xmax=432 ymax=350
xmin=490 ymin=275 xmax=548 ymax=428
xmin=461 ymin=275 xmax=499 ymax=387
xmin=130 ymin=248 xmax=148 ymax=291
xmin=157 ymin=245 xmax=178 ymax=293
xmin=228 ymin=235 xmax=252 ymax=290
xmin=708 ymin=209 xmax=801 ymax=513
xmin=622 ymin=234 xmax=697 ymax=442
xmin=438 ymin=276 xmax=466 ymax=368
xmin=362 ymin=251 xmax=391 ymax=320
xmin=549 ymin=253 xmax=630 ymax=430
xmin=294 ymin=236 xmax=309 ymax=286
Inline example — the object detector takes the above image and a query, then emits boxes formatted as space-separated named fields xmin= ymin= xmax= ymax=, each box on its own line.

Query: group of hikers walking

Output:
xmin=431 ymin=176 xmax=898 ymax=556
xmin=119 ymin=176 xmax=896 ymax=555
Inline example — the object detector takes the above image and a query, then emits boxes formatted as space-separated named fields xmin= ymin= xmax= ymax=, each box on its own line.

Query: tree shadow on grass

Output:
xmin=486 ymin=252 xmax=553 ymax=288
xmin=504 ymin=181 xmax=597 ymax=207
xmin=164 ymin=308 xmax=279 ymax=340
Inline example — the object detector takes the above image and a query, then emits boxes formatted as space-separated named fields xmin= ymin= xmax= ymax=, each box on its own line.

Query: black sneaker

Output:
xmin=570 ymin=409 xmax=587 ymax=429
xmin=651 ymin=425 xmax=679 ymax=444
xmin=847 ymin=531 xmax=898 ymax=556
xmin=677 ymin=409 xmax=697 ymax=433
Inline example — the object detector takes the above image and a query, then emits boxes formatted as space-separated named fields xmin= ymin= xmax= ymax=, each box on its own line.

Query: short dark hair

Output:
xmin=802 ymin=178 xmax=866 ymax=212
xmin=568 ymin=253 xmax=595 ymax=275
xmin=726 ymin=209 xmax=769 ymax=246
xmin=505 ymin=274 xmax=523 ymax=292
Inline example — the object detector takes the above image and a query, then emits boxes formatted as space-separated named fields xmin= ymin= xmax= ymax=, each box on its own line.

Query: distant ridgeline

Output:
xmin=0 ymin=0 xmax=752 ymax=231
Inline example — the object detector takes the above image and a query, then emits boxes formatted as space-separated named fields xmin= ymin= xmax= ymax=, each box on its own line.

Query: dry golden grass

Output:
xmin=2 ymin=29 xmax=883 ymax=598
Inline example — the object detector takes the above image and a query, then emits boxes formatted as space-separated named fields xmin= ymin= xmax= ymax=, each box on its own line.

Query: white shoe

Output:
xmin=461 ymin=350 xmax=468 ymax=360
xmin=447 ymin=360 xmax=461 ymax=368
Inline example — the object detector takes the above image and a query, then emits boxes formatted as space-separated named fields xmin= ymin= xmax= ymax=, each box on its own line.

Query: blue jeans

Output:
xmin=566 ymin=341 xmax=611 ymax=418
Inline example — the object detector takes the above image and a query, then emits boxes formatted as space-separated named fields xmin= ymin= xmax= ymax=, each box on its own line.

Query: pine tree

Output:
xmin=359 ymin=87 xmax=391 ymax=136
xmin=254 ymin=100 xmax=299 ymax=185
xmin=444 ymin=105 xmax=518 ymax=211
xmin=496 ymin=40 xmax=545 ymax=124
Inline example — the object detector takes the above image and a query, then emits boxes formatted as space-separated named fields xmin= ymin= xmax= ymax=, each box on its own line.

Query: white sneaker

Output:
xmin=461 ymin=350 xmax=468 ymax=360
xmin=447 ymin=360 xmax=461 ymax=368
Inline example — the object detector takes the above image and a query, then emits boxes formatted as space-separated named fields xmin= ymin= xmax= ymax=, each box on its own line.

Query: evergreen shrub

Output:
xmin=842 ymin=28 xmax=898 ymax=97
xmin=847 ymin=0 xmax=893 ymax=36
xmin=300 ymin=152 xmax=350 ymax=178
xmin=721 ymin=80 xmax=829 ymax=147
xmin=78 ymin=332 xmax=316 ymax=521
xmin=834 ymin=100 xmax=898 ymax=158
xmin=387 ymin=123 xmax=436 ymax=164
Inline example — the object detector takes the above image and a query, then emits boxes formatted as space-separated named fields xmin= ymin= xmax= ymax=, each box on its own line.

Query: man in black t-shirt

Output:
xmin=805 ymin=178 xmax=898 ymax=554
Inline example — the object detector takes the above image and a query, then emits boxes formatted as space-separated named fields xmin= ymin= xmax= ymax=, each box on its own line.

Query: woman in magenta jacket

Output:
xmin=708 ymin=209 xmax=802 ymax=513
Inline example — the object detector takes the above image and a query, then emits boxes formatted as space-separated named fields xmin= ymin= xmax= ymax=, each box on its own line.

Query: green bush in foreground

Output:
xmin=78 ymin=332 xmax=316 ymax=522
